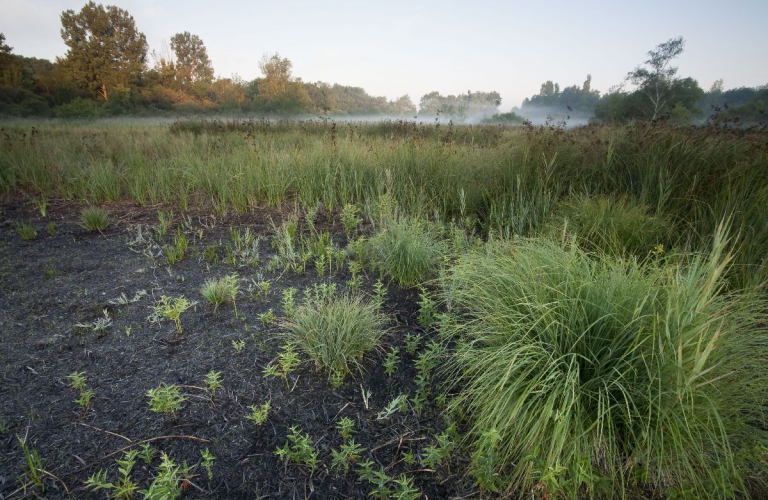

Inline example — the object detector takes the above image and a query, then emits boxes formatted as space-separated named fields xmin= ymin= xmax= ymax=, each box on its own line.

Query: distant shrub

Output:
xmin=281 ymin=291 xmax=387 ymax=386
xmin=368 ymin=218 xmax=444 ymax=287
xmin=443 ymin=236 xmax=768 ymax=499
xmin=480 ymin=111 xmax=524 ymax=125
xmin=56 ymin=98 xmax=102 ymax=119
xmin=0 ymin=87 xmax=51 ymax=117
xmin=547 ymin=195 xmax=672 ymax=258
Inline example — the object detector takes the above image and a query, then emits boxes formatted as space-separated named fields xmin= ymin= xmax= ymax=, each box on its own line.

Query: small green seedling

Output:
xmin=232 ymin=339 xmax=245 ymax=352
xmin=336 ymin=417 xmax=356 ymax=441
xmin=152 ymin=295 xmax=195 ymax=334
xmin=246 ymin=401 xmax=271 ymax=426
xmin=204 ymin=371 xmax=223 ymax=395
xmin=75 ymin=389 xmax=95 ymax=409
xmin=67 ymin=371 xmax=87 ymax=390
xmin=15 ymin=221 xmax=37 ymax=240
xmin=264 ymin=343 xmax=300 ymax=389
xmin=258 ymin=308 xmax=276 ymax=325
xmin=200 ymin=448 xmax=215 ymax=481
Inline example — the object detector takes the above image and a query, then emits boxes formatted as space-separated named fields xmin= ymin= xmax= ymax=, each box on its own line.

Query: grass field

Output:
xmin=1 ymin=118 xmax=767 ymax=499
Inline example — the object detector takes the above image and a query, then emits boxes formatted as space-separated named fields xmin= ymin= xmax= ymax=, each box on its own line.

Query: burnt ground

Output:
xmin=0 ymin=199 xmax=476 ymax=500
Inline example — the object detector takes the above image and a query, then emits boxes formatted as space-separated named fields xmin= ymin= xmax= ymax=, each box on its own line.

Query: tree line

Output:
xmin=518 ymin=38 xmax=767 ymax=125
xmin=0 ymin=2 xmax=421 ymax=118
xmin=1 ymin=8 xmax=764 ymax=124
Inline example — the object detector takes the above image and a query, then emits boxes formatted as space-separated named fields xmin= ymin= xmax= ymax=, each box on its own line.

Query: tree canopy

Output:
xmin=59 ymin=1 xmax=148 ymax=99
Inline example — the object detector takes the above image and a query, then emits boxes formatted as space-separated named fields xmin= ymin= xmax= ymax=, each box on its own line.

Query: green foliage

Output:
xmin=75 ymin=389 xmax=94 ymax=409
xmin=246 ymin=401 xmax=271 ymax=426
xmin=275 ymin=426 xmax=319 ymax=473
xmin=146 ymin=383 xmax=186 ymax=416
xmin=66 ymin=371 xmax=87 ymax=390
xmin=330 ymin=439 xmax=364 ymax=476
xmin=80 ymin=207 xmax=110 ymax=232
xmin=60 ymin=2 xmax=147 ymax=96
xmin=383 ymin=347 xmax=400 ymax=378
xmin=204 ymin=370 xmax=222 ymax=395
xmin=442 ymin=236 xmax=768 ymax=498
xmin=341 ymin=203 xmax=362 ymax=237
xmin=280 ymin=290 xmax=387 ymax=385
xmin=55 ymin=97 xmax=102 ymax=118
xmin=368 ymin=218 xmax=444 ymax=287
xmin=15 ymin=220 xmax=36 ymax=240
xmin=258 ymin=308 xmax=276 ymax=325
xmin=547 ymin=195 xmax=672 ymax=258
xmin=336 ymin=416 xmax=356 ymax=441
xmin=200 ymin=448 xmax=215 ymax=481
xmin=480 ymin=111 xmax=524 ymax=124
xmin=200 ymin=274 xmax=240 ymax=314
xmin=138 ymin=453 xmax=192 ymax=500
xmin=263 ymin=343 xmax=301 ymax=389
xmin=18 ymin=437 xmax=45 ymax=492
xmin=163 ymin=229 xmax=188 ymax=264
xmin=151 ymin=295 xmax=195 ymax=334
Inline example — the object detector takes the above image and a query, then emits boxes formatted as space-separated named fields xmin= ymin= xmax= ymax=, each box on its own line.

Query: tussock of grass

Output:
xmin=80 ymin=207 xmax=110 ymax=232
xmin=280 ymin=291 xmax=387 ymax=386
xmin=200 ymin=274 xmax=239 ymax=315
xmin=547 ymin=194 xmax=673 ymax=258
xmin=443 ymin=234 xmax=768 ymax=499
xmin=368 ymin=217 xmax=444 ymax=288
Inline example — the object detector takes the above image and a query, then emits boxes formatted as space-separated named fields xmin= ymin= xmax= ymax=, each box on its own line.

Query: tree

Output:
xmin=60 ymin=2 xmax=148 ymax=99
xmin=626 ymin=37 xmax=685 ymax=120
xmin=258 ymin=53 xmax=292 ymax=98
xmin=170 ymin=32 xmax=214 ymax=89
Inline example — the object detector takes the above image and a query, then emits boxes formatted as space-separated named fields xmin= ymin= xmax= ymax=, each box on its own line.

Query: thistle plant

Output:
xmin=146 ymin=383 xmax=186 ymax=417
xmin=275 ymin=426 xmax=319 ymax=473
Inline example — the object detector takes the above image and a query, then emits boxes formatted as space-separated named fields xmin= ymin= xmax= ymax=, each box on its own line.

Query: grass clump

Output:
xmin=80 ymin=207 xmax=110 ymax=232
xmin=15 ymin=220 xmax=37 ymax=240
xmin=546 ymin=195 xmax=673 ymax=258
xmin=280 ymin=290 xmax=387 ymax=386
xmin=368 ymin=217 xmax=443 ymax=288
xmin=442 ymin=235 xmax=768 ymax=499
xmin=200 ymin=274 xmax=240 ymax=315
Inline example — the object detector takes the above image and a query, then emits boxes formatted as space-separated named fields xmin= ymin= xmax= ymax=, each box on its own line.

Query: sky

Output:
xmin=2 ymin=0 xmax=767 ymax=110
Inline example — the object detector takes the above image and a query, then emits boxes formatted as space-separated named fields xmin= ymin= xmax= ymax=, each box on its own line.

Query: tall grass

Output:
xmin=442 ymin=234 xmax=767 ymax=499
xmin=367 ymin=217 xmax=445 ymax=287
xmin=545 ymin=195 xmax=673 ymax=259
xmin=281 ymin=291 xmax=387 ymax=385
xmin=1 ymin=121 xmax=766 ymax=287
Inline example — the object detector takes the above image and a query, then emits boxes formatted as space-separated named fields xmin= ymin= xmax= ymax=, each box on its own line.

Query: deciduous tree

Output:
xmin=59 ymin=2 xmax=147 ymax=99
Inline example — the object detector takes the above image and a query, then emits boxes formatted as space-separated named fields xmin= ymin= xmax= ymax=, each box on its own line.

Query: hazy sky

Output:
xmin=2 ymin=0 xmax=767 ymax=109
